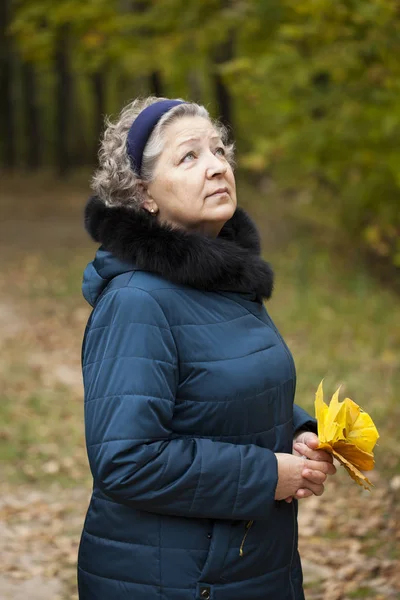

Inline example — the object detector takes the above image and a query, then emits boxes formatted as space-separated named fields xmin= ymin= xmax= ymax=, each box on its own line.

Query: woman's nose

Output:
xmin=205 ymin=152 xmax=227 ymax=178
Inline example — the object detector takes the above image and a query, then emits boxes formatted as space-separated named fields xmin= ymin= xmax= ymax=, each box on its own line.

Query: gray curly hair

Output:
xmin=91 ymin=96 xmax=235 ymax=208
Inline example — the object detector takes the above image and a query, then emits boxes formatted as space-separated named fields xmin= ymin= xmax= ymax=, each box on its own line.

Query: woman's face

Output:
xmin=144 ymin=116 xmax=237 ymax=237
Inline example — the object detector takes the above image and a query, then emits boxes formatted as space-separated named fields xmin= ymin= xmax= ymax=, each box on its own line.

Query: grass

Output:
xmin=348 ymin=589 xmax=374 ymax=598
xmin=0 ymin=174 xmax=399 ymax=487
xmin=268 ymin=237 xmax=400 ymax=472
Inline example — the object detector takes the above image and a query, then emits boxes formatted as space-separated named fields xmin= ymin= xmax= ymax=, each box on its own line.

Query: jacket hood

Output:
xmin=82 ymin=196 xmax=274 ymax=306
xmin=82 ymin=248 xmax=136 ymax=307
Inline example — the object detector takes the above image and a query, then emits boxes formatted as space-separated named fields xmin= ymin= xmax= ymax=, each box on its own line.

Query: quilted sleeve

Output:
xmin=293 ymin=404 xmax=318 ymax=435
xmin=83 ymin=286 xmax=279 ymax=521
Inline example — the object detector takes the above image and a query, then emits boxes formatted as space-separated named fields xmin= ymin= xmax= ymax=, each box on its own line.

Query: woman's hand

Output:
xmin=274 ymin=452 xmax=335 ymax=501
xmin=282 ymin=431 xmax=337 ymax=502
xmin=292 ymin=430 xmax=333 ymax=462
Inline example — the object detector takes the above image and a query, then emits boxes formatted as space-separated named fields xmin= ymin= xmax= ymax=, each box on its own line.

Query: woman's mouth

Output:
xmin=207 ymin=187 xmax=229 ymax=198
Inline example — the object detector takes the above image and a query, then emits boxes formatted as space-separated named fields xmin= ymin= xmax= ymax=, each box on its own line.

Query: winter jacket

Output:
xmin=78 ymin=197 xmax=317 ymax=600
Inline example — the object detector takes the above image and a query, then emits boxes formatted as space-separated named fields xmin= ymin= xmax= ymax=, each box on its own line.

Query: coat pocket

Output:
xmin=197 ymin=520 xmax=232 ymax=584
xmin=239 ymin=520 xmax=254 ymax=557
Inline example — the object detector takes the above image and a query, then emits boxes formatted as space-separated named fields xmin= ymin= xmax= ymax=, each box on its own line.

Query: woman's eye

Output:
xmin=215 ymin=147 xmax=226 ymax=156
xmin=182 ymin=151 xmax=196 ymax=162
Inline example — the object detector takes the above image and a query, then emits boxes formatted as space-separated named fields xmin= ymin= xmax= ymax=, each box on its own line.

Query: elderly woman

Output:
xmin=78 ymin=97 xmax=336 ymax=600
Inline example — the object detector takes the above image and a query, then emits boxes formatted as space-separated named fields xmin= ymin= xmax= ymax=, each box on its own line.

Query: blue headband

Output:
xmin=126 ymin=100 xmax=187 ymax=176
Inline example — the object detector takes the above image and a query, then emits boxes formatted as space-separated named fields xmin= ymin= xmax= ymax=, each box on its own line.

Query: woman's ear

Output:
xmin=138 ymin=181 xmax=158 ymax=214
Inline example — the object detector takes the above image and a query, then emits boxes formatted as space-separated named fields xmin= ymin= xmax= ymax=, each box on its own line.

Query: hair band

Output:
xmin=126 ymin=99 xmax=187 ymax=176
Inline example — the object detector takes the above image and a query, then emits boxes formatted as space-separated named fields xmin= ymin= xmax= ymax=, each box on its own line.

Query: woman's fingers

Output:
xmin=294 ymin=488 xmax=313 ymax=499
xmin=302 ymin=468 xmax=327 ymax=484
xmin=305 ymin=458 xmax=336 ymax=476
xmin=296 ymin=460 xmax=334 ymax=498
xmin=294 ymin=442 xmax=334 ymax=464
xmin=294 ymin=441 xmax=332 ymax=461
xmin=302 ymin=481 xmax=325 ymax=496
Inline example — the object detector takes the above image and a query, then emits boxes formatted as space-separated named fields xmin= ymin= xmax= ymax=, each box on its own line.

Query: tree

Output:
xmin=0 ymin=0 xmax=16 ymax=168
xmin=6 ymin=0 xmax=400 ymax=268
xmin=21 ymin=59 xmax=41 ymax=169
xmin=54 ymin=24 xmax=72 ymax=175
xmin=212 ymin=32 xmax=235 ymax=132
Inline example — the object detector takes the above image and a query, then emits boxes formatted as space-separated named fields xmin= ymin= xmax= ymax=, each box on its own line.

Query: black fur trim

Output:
xmin=84 ymin=196 xmax=274 ymax=300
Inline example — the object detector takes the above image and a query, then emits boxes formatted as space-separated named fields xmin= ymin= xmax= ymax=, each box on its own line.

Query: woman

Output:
xmin=78 ymin=97 xmax=336 ymax=600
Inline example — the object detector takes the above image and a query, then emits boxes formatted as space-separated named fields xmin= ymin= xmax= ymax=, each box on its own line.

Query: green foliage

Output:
xmin=6 ymin=0 xmax=400 ymax=266
xmin=229 ymin=0 xmax=400 ymax=265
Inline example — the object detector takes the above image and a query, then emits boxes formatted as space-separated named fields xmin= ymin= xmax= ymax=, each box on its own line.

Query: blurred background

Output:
xmin=0 ymin=1 xmax=399 ymax=599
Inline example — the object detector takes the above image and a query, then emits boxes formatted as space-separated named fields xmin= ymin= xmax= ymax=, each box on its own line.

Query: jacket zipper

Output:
xmin=239 ymin=520 xmax=254 ymax=557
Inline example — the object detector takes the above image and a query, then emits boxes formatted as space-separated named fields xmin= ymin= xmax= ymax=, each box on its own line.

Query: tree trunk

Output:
xmin=0 ymin=0 xmax=16 ymax=168
xmin=124 ymin=0 xmax=164 ymax=98
xmin=212 ymin=33 xmax=234 ymax=133
xmin=21 ymin=60 xmax=41 ymax=169
xmin=54 ymin=25 xmax=72 ymax=176
xmin=149 ymin=71 xmax=163 ymax=97
xmin=91 ymin=70 xmax=106 ymax=164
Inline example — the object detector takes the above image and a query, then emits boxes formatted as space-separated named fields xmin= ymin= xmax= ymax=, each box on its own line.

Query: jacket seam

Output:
xmin=93 ymin=283 xmax=171 ymax=331
xmin=176 ymin=378 xmax=293 ymax=405
xmin=87 ymin=321 xmax=171 ymax=334
xmin=145 ymin=285 xmax=180 ymax=387
xmin=179 ymin=344 xmax=275 ymax=364
xmin=232 ymin=446 xmax=242 ymax=518
xmin=83 ymin=355 xmax=176 ymax=369
xmin=87 ymin=436 xmax=168 ymax=447
xmin=78 ymin=566 xmax=194 ymax=590
xmin=123 ymin=278 xmax=180 ymax=388
xmin=84 ymin=393 xmax=174 ymax=405
xmin=82 ymin=528 xmax=210 ymax=552
xmin=215 ymin=292 xmax=269 ymax=326
xmin=175 ymin=419 xmax=292 ymax=439
xmin=188 ymin=440 xmax=203 ymax=516
xmin=169 ymin=313 xmax=250 ymax=328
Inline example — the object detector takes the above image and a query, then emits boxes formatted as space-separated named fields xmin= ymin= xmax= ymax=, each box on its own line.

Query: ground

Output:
xmin=0 ymin=176 xmax=399 ymax=599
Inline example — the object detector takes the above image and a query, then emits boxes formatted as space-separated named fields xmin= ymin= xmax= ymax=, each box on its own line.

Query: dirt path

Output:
xmin=0 ymin=485 xmax=89 ymax=600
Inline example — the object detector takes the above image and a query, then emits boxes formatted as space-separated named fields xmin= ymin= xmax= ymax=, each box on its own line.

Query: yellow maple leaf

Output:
xmin=315 ymin=381 xmax=379 ymax=490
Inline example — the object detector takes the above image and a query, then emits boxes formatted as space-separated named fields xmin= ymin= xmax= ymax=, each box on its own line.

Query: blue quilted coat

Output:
xmin=78 ymin=197 xmax=317 ymax=600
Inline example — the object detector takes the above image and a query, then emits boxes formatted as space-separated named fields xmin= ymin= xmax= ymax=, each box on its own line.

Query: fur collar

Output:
xmin=84 ymin=196 xmax=274 ymax=301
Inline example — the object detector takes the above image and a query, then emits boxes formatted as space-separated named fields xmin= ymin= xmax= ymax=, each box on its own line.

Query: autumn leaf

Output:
xmin=315 ymin=381 xmax=379 ymax=490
